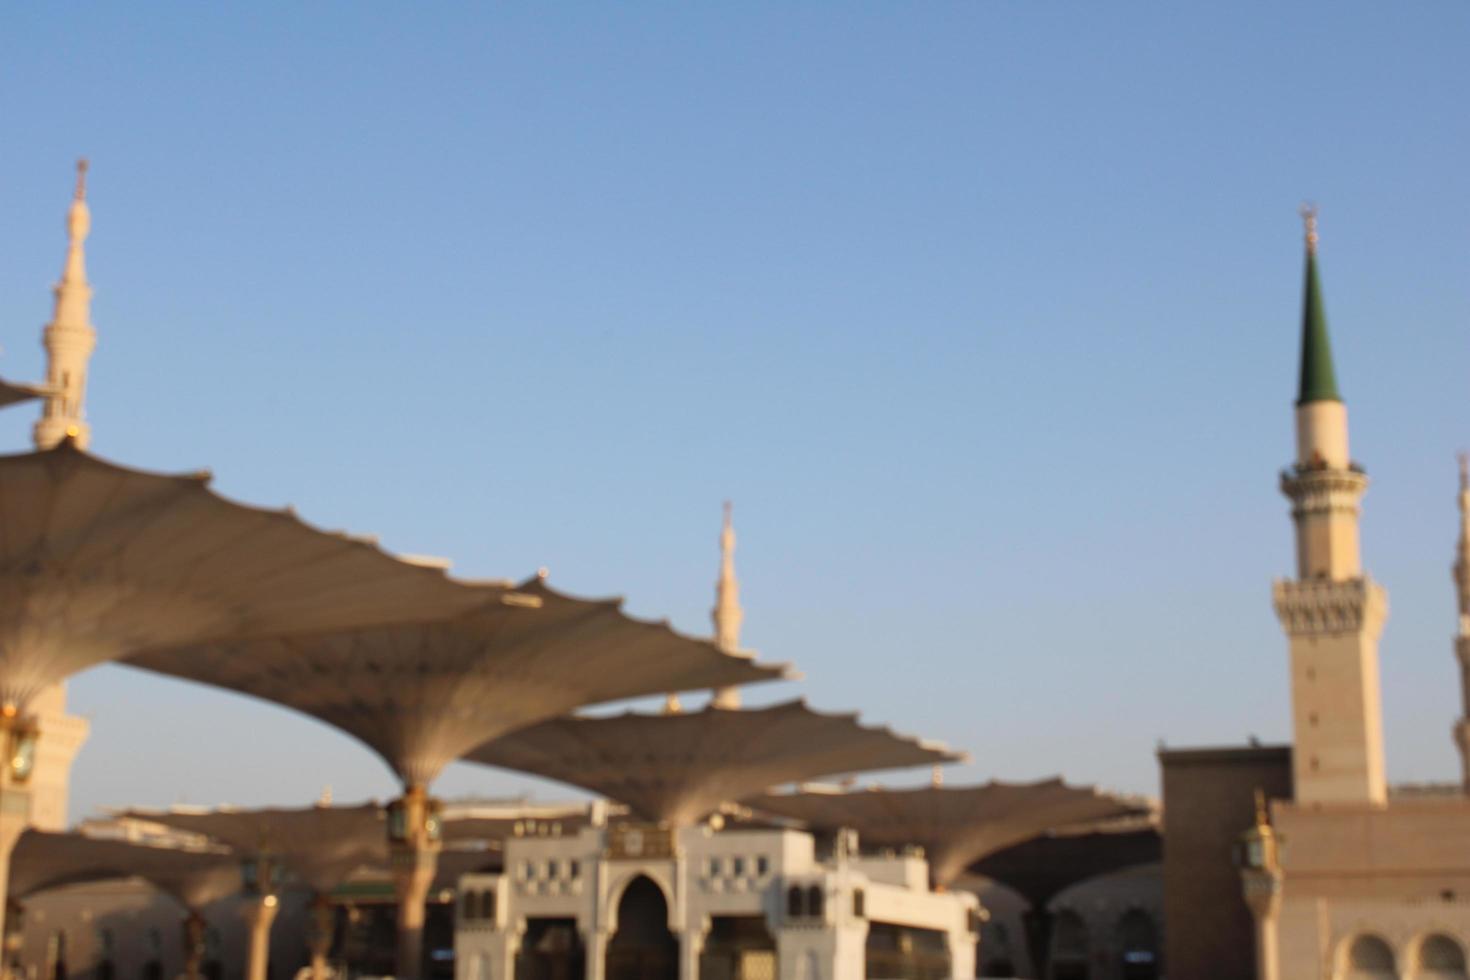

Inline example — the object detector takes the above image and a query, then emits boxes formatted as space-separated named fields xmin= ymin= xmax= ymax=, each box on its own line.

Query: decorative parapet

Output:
xmin=1280 ymin=466 xmax=1369 ymax=516
xmin=606 ymin=823 xmax=675 ymax=860
xmin=1273 ymin=577 xmax=1388 ymax=638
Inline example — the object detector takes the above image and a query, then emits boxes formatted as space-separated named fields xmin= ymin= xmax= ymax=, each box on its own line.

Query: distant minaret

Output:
xmin=709 ymin=502 xmax=746 ymax=709
xmin=1453 ymin=455 xmax=1470 ymax=791
xmin=1273 ymin=206 xmax=1388 ymax=805
xmin=34 ymin=159 xmax=97 ymax=451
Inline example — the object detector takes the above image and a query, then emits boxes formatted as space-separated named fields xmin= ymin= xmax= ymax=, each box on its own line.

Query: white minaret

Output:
xmin=1453 ymin=455 xmax=1470 ymax=791
xmin=25 ymin=163 xmax=95 ymax=828
xmin=1273 ymin=207 xmax=1388 ymax=806
xmin=709 ymin=502 xmax=746 ymax=709
xmin=34 ymin=159 xmax=97 ymax=451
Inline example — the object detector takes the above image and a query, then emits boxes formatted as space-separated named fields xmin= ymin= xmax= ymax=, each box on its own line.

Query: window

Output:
xmin=787 ymin=885 xmax=805 ymax=918
xmin=806 ymin=885 xmax=824 ymax=918
xmin=756 ymin=856 xmax=769 ymax=877
xmin=569 ymin=860 xmax=580 ymax=879
xmin=1418 ymin=934 xmax=1466 ymax=975
xmin=852 ymin=889 xmax=865 ymax=919
xmin=1346 ymin=934 xmax=1396 ymax=978
xmin=462 ymin=891 xmax=477 ymax=920
xmin=732 ymin=857 xmax=745 ymax=876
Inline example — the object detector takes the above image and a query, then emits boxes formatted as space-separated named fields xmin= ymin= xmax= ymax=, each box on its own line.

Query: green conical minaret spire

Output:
xmin=1297 ymin=205 xmax=1342 ymax=405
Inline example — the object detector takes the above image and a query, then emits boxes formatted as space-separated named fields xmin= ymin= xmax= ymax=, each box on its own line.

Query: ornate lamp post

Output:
xmin=1237 ymin=790 xmax=1284 ymax=980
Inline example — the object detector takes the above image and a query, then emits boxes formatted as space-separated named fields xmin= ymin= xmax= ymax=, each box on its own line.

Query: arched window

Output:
xmin=787 ymin=885 xmax=805 ymax=919
xmin=479 ymin=889 xmax=496 ymax=922
xmin=1117 ymin=909 xmax=1158 ymax=980
xmin=1345 ymin=934 xmax=1397 ymax=980
xmin=461 ymin=890 xmax=477 ymax=920
xmin=1418 ymin=934 xmax=1468 ymax=978
xmin=806 ymin=885 xmax=824 ymax=918
xmin=1051 ymin=910 xmax=1090 ymax=980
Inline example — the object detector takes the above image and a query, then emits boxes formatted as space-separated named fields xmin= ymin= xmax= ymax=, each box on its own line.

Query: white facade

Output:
xmin=455 ymin=824 xmax=978 ymax=980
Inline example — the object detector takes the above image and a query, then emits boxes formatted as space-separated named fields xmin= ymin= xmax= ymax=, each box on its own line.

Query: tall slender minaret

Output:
xmin=1452 ymin=454 xmax=1470 ymax=791
xmin=34 ymin=159 xmax=97 ymax=451
xmin=1272 ymin=206 xmax=1388 ymax=806
xmin=709 ymin=502 xmax=746 ymax=709
xmin=27 ymin=163 xmax=95 ymax=827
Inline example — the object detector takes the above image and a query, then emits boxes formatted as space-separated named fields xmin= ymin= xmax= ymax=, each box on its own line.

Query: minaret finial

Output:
xmin=708 ymin=501 xmax=747 ymax=709
xmin=34 ymin=161 xmax=98 ymax=451
xmin=1300 ymin=202 xmax=1319 ymax=254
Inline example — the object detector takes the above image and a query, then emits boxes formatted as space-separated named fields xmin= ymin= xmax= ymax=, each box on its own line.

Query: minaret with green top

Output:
xmin=1273 ymin=206 xmax=1389 ymax=806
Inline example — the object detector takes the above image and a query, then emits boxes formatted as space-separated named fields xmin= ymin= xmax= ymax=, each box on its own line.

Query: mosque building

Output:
xmin=6 ymin=163 xmax=1470 ymax=980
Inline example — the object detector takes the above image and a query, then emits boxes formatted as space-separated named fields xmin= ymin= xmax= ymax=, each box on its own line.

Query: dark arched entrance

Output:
xmin=515 ymin=918 xmax=584 ymax=980
xmin=1117 ymin=909 xmax=1158 ymax=980
xmin=1050 ymin=910 xmax=1090 ymax=980
xmin=605 ymin=877 xmax=677 ymax=980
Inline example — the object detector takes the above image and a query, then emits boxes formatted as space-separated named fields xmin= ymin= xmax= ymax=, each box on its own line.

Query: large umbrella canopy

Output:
xmin=0 ymin=380 xmax=40 ymax=410
xmin=0 ymin=441 xmax=493 ymax=711
xmin=11 ymin=830 xmax=236 ymax=909
xmin=965 ymin=819 xmax=1161 ymax=909
xmin=119 ymin=803 xmax=388 ymax=894
xmin=744 ymin=779 xmax=1150 ymax=886
xmin=127 ymin=576 xmax=790 ymax=787
xmin=466 ymin=700 xmax=962 ymax=826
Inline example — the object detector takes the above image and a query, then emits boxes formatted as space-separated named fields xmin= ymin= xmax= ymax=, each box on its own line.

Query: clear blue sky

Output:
xmin=0 ymin=3 xmax=1466 ymax=823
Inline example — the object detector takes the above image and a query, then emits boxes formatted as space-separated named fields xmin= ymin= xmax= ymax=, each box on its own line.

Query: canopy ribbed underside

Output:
xmin=12 ymin=830 xmax=238 ymax=910
xmin=744 ymin=780 xmax=1147 ymax=885
xmin=468 ymin=700 xmax=959 ymax=826
xmin=120 ymin=803 xmax=387 ymax=893
xmin=0 ymin=379 xmax=40 ymax=410
xmin=965 ymin=822 xmax=1161 ymax=907
xmin=128 ymin=577 xmax=788 ymax=787
xmin=0 ymin=442 xmax=492 ymax=711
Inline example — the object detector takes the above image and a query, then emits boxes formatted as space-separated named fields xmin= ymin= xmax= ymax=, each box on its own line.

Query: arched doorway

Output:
xmin=1342 ymin=934 xmax=1396 ymax=980
xmin=514 ymin=919 xmax=584 ymax=980
xmin=1116 ymin=910 xmax=1158 ymax=980
xmin=605 ymin=877 xmax=677 ymax=980
xmin=1416 ymin=934 xmax=1467 ymax=980
xmin=1050 ymin=910 xmax=1089 ymax=980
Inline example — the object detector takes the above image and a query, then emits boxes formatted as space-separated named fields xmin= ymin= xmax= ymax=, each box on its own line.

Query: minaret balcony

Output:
xmin=1280 ymin=465 xmax=1369 ymax=514
xmin=1273 ymin=577 xmax=1388 ymax=638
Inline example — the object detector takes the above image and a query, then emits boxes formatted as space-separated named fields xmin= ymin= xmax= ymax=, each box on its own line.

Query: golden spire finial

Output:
xmin=74 ymin=158 xmax=89 ymax=201
xmin=1300 ymin=203 xmax=1319 ymax=255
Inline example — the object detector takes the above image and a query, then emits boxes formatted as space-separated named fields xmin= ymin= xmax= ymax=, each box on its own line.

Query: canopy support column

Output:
xmin=308 ymin=894 xmax=334 ymax=980
xmin=1021 ymin=907 xmax=1054 ymax=980
xmin=389 ymin=787 xmax=441 ymax=980
xmin=182 ymin=911 xmax=207 ymax=980
xmin=242 ymin=894 xmax=278 ymax=980
xmin=0 ymin=714 xmax=37 ymax=975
